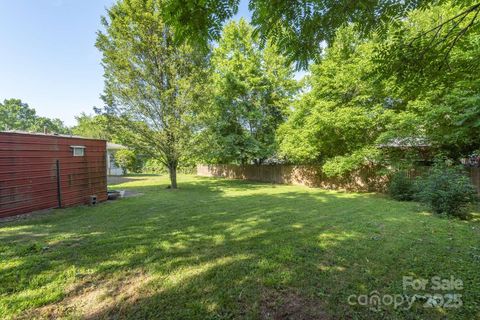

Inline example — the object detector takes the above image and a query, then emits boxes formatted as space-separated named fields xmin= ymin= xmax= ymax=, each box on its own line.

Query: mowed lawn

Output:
xmin=1 ymin=175 xmax=479 ymax=319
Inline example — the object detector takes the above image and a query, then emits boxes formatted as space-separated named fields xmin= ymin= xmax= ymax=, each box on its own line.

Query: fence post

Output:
xmin=56 ymin=160 xmax=62 ymax=208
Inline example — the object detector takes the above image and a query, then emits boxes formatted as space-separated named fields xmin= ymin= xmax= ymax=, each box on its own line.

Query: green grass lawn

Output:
xmin=1 ymin=175 xmax=479 ymax=319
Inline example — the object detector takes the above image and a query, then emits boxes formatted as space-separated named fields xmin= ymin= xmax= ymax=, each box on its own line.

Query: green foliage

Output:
xmin=374 ymin=2 xmax=480 ymax=158
xmin=0 ymin=98 xmax=69 ymax=134
xmin=251 ymin=0 xmax=432 ymax=69
xmin=388 ymin=171 xmax=416 ymax=201
xmin=277 ymin=26 xmax=393 ymax=167
xmin=279 ymin=3 xmax=480 ymax=177
xmin=201 ymin=19 xmax=297 ymax=164
xmin=142 ymin=158 xmax=196 ymax=174
xmin=153 ymin=1 xmax=478 ymax=71
xmin=278 ymin=103 xmax=391 ymax=164
xmin=92 ymin=1 xmax=480 ymax=183
xmin=142 ymin=158 xmax=167 ymax=174
xmin=377 ymin=2 xmax=480 ymax=96
xmin=322 ymin=147 xmax=381 ymax=178
xmin=71 ymin=113 xmax=112 ymax=140
xmin=114 ymin=149 xmax=141 ymax=173
xmin=96 ymin=0 xmax=208 ymax=188
xmin=416 ymin=165 xmax=478 ymax=219
xmin=159 ymin=0 xmax=240 ymax=49
xmin=152 ymin=0 xmax=428 ymax=69
xmin=413 ymin=89 xmax=480 ymax=157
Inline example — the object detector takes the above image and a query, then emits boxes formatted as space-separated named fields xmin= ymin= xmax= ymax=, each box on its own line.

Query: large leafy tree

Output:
xmin=278 ymin=26 xmax=392 ymax=165
xmin=202 ymin=19 xmax=297 ymax=164
xmin=96 ymin=0 xmax=207 ymax=188
xmin=0 ymin=98 xmax=69 ymax=134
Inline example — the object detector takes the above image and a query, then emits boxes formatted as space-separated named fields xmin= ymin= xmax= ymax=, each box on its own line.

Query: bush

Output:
xmin=416 ymin=165 xmax=477 ymax=219
xmin=115 ymin=149 xmax=143 ymax=173
xmin=388 ymin=171 xmax=415 ymax=201
xmin=142 ymin=159 xmax=167 ymax=174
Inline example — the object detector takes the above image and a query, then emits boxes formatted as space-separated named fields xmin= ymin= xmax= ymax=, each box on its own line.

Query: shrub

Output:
xmin=416 ymin=165 xmax=477 ymax=219
xmin=388 ymin=171 xmax=415 ymax=201
xmin=115 ymin=149 xmax=143 ymax=173
xmin=142 ymin=159 xmax=167 ymax=174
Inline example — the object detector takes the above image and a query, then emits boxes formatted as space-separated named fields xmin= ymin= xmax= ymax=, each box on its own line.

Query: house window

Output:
xmin=71 ymin=146 xmax=86 ymax=157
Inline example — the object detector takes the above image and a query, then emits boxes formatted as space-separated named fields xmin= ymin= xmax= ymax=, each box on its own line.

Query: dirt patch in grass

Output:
xmin=18 ymin=271 xmax=153 ymax=320
xmin=260 ymin=289 xmax=330 ymax=320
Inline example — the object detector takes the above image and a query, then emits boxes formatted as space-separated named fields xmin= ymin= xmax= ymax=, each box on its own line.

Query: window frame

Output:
xmin=70 ymin=145 xmax=86 ymax=157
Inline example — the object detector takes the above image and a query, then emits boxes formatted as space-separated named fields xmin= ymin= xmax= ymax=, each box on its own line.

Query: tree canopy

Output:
xmin=0 ymin=99 xmax=69 ymax=134
xmin=157 ymin=0 xmax=438 ymax=68
xmin=277 ymin=25 xmax=392 ymax=165
xmin=71 ymin=113 xmax=113 ymax=140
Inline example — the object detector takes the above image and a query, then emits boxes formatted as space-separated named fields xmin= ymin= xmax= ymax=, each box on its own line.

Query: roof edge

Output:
xmin=0 ymin=130 xmax=107 ymax=141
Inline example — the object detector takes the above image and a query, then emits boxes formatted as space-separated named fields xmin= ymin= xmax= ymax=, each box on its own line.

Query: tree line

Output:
xmin=3 ymin=1 xmax=479 ymax=189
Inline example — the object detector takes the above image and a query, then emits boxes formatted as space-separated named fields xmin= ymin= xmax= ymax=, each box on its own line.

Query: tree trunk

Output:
xmin=168 ymin=164 xmax=178 ymax=189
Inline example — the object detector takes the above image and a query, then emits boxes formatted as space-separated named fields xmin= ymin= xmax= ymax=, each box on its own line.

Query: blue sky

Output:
xmin=0 ymin=0 xmax=252 ymax=126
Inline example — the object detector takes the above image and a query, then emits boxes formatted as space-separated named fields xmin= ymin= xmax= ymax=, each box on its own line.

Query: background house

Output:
xmin=107 ymin=142 xmax=126 ymax=176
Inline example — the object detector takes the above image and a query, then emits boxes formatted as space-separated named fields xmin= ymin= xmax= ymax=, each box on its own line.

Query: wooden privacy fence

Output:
xmin=197 ymin=164 xmax=480 ymax=193
xmin=197 ymin=164 xmax=387 ymax=192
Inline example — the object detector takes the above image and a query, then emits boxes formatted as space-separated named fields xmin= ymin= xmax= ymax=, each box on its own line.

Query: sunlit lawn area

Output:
xmin=1 ymin=175 xmax=479 ymax=319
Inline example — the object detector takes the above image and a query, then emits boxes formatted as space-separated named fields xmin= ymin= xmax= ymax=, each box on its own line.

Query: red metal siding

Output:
xmin=0 ymin=132 xmax=107 ymax=218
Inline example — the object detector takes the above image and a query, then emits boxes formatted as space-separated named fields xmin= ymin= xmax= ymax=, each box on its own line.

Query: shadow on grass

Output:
xmin=1 ymin=176 xmax=479 ymax=319
xmin=107 ymin=175 xmax=163 ymax=186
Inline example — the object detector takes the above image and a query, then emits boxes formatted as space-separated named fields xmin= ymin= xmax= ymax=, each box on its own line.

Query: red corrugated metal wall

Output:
xmin=0 ymin=132 xmax=107 ymax=218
